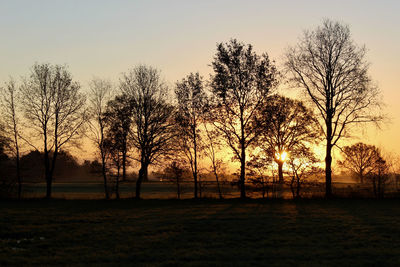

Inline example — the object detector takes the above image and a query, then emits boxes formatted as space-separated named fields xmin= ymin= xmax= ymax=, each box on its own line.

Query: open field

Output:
xmin=19 ymin=181 xmax=400 ymax=200
xmin=21 ymin=181 xmax=241 ymax=199
xmin=1 ymin=199 xmax=400 ymax=266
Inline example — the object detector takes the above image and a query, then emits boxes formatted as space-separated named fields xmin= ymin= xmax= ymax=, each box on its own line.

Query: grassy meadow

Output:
xmin=1 ymin=198 xmax=400 ymax=266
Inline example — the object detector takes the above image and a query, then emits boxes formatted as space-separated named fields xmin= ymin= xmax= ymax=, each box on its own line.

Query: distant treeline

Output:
xmin=0 ymin=150 xmax=100 ymax=182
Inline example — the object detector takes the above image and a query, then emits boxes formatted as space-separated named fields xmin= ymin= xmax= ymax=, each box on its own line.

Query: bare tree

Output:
xmin=0 ymin=133 xmax=13 ymax=198
xmin=210 ymin=39 xmax=278 ymax=198
xmin=164 ymin=161 xmax=185 ymax=199
xmin=120 ymin=65 xmax=175 ymax=199
xmin=104 ymin=95 xmax=132 ymax=182
xmin=247 ymin=156 xmax=271 ymax=199
xmin=88 ymin=78 xmax=113 ymax=199
xmin=104 ymin=138 xmax=122 ymax=199
xmin=256 ymin=95 xmax=319 ymax=184
xmin=0 ymin=79 xmax=22 ymax=199
xmin=288 ymin=148 xmax=322 ymax=199
xmin=174 ymin=72 xmax=207 ymax=199
xmin=285 ymin=20 xmax=383 ymax=198
xmin=339 ymin=142 xmax=380 ymax=184
xmin=203 ymin=124 xmax=224 ymax=199
xmin=20 ymin=63 xmax=87 ymax=198
xmin=366 ymin=153 xmax=389 ymax=199
xmin=102 ymin=95 xmax=134 ymax=199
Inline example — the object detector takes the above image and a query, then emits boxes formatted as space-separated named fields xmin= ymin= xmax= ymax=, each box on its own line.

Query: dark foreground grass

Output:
xmin=1 ymin=198 xmax=400 ymax=266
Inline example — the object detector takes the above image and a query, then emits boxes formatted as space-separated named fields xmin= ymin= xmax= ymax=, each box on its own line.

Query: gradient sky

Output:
xmin=0 ymin=0 xmax=399 ymax=159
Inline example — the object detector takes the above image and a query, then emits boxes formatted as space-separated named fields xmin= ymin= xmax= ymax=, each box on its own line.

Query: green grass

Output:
xmin=1 ymin=199 xmax=400 ymax=266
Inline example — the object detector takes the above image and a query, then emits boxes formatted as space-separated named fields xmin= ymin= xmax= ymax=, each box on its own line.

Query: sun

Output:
xmin=275 ymin=151 xmax=288 ymax=162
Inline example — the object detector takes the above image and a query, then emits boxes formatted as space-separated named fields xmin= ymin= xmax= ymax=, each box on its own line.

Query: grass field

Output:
xmin=20 ymin=181 xmax=394 ymax=200
xmin=1 ymin=198 xmax=400 ymax=266
xmin=21 ymin=181 xmax=241 ymax=199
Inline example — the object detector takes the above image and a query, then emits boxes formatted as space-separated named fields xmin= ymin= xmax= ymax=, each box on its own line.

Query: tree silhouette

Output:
xmin=102 ymin=95 xmax=134 ymax=199
xmin=288 ymin=148 xmax=322 ymax=199
xmin=120 ymin=65 xmax=175 ymax=199
xmin=367 ymin=155 xmax=389 ymax=199
xmin=0 ymin=79 xmax=22 ymax=199
xmin=255 ymin=95 xmax=319 ymax=184
xmin=339 ymin=142 xmax=380 ymax=184
xmin=210 ymin=39 xmax=278 ymax=198
xmin=247 ymin=156 xmax=271 ymax=199
xmin=164 ymin=161 xmax=185 ymax=199
xmin=0 ymin=125 xmax=13 ymax=197
xmin=20 ymin=63 xmax=87 ymax=198
xmin=174 ymin=72 xmax=207 ymax=199
xmin=203 ymin=124 xmax=224 ymax=199
xmin=104 ymin=95 xmax=133 ymax=183
xmin=285 ymin=20 xmax=383 ymax=198
xmin=88 ymin=78 xmax=114 ymax=199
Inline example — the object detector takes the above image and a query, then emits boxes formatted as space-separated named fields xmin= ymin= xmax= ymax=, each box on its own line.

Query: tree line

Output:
xmin=0 ymin=19 xmax=385 ymax=199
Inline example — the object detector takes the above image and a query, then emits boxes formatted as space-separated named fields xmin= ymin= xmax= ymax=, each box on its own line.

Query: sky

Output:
xmin=0 ymin=0 xmax=399 ymax=163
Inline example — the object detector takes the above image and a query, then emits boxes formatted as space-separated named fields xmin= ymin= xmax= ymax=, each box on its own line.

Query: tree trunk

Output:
xmin=359 ymin=171 xmax=364 ymax=184
xmin=277 ymin=161 xmax=284 ymax=184
xmin=325 ymin=119 xmax=333 ymax=198
xmin=193 ymin=154 xmax=198 ymax=199
xmin=261 ymin=176 xmax=266 ymax=199
xmin=290 ymin=176 xmax=295 ymax=199
xmin=16 ymin=153 xmax=21 ymax=200
xmin=116 ymin=160 xmax=120 ymax=199
xmin=214 ymin=169 xmax=223 ymax=199
xmin=296 ymin=173 xmax=300 ymax=198
xmin=46 ymin=175 xmax=52 ymax=198
xmin=240 ymin=140 xmax=246 ymax=198
xmin=122 ymin=149 xmax=127 ymax=182
xmin=177 ymin=176 xmax=181 ymax=199
xmin=44 ymin=149 xmax=52 ymax=199
xmin=136 ymin=161 xmax=148 ymax=199
xmin=47 ymin=149 xmax=59 ymax=199
xmin=192 ymin=165 xmax=198 ymax=199
xmin=101 ymin=152 xmax=109 ymax=200
xmin=325 ymin=148 xmax=333 ymax=198
xmin=45 ymin=157 xmax=52 ymax=199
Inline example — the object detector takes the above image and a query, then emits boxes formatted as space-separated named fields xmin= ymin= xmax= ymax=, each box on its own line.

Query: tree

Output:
xmin=175 ymin=72 xmax=207 ymax=199
xmin=104 ymin=137 xmax=122 ymax=199
xmin=20 ymin=63 xmax=87 ymax=198
xmin=288 ymin=148 xmax=322 ymax=199
xmin=367 ymin=155 xmax=389 ymax=199
xmin=203 ymin=124 xmax=224 ymax=199
xmin=339 ymin=142 xmax=380 ymax=184
xmin=0 ymin=126 xmax=13 ymax=198
xmin=210 ymin=39 xmax=278 ymax=198
xmin=285 ymin=20 xmax=383 ymax=198
xmin=103 ymin=95 xmax=134 ymax=199
xmin=256 ymin=95 xmax=319 ymax=184
xmin=0 ymin=79 xmax=22 ymax=199
xmin=88 ymin=78 xmax=113 ymax=199
xmin=164 ymin=161 xmax=185 ymax=199
xmin=120 ymin=65 xmax=175 ymax=199
xmin=104 ymin=95 xmax=132 ymax=182
xmin=247 ymin=156 xmax=271 ymax=199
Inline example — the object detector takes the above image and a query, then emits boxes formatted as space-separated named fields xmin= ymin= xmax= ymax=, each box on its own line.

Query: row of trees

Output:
xmin=0 ymin=19 xmax=383 ymax=199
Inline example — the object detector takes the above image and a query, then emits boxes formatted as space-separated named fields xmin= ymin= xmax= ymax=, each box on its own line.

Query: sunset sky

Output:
xmin=0 ymin=0 xmax=399 ymax=162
